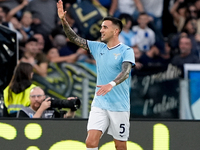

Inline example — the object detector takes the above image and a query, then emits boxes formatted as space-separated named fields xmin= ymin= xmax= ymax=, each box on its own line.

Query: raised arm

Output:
xmin=57 ymin=0 xmax=89 ymax=51
xmin=134 ymin=0 xmax=144 ymax=13
xmin=6 ymin=0 xmax=29 ymax=22
xmin=170 ymin=0 xmax=184 ymax=23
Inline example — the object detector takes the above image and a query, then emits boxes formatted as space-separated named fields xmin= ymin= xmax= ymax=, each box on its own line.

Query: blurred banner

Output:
xmin=69 ymin=0 xmax=107 ymax=40
xmin=130 ymin=77 xmax=179 ymax=118
xmin=130 ymin=64 xmax=181 ymax=119
xmin=0 ymin=25 xmax=17 ymax=95
xmin=1 ymin=119 xmax=200 ymax=150
xmin=32 ymin=63 xmax=181 ymax=119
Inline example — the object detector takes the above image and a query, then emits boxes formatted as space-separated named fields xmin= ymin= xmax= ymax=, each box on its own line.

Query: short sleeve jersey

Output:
xmin=87 ymin=40 xmax=135 ymax=111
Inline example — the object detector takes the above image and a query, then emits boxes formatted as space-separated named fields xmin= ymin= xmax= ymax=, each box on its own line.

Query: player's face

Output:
xmin=100 ymin=20 xmax=116 ymax=43
xmin=30 ymin=88 xmax=46 ymax=111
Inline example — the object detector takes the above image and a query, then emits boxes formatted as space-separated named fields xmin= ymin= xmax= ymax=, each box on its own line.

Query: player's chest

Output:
xmin=97 ymin=50 xmax=122 ymax=66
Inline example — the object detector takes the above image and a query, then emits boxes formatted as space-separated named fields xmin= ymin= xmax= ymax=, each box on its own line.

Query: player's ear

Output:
xmin=114 ymin=28 xmax=119 ymax=35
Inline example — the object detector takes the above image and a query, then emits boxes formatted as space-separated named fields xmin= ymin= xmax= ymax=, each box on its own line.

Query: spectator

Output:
xmin=160 ymin=38 xmax=173 ymax=62
xmin=52 ymin=34 xmax=67 ymax=51
xmin=138 ymin=45 xmax=168 ymax=67
xmin=132 ymin=12 xmax=155 ymax=52
xmin=21 ymin=11 xmax=34 ymax=37
xmin=0 ymin=5 xmax=25 ymax=41
xmin=20 ymin=11 xmax=35 ymax=40
xmin=170 ymin=17 xmax=200 ymax=57
xmin=4 ymin=0 xmax=35 ymax=42
xmin=132 ymin=45 xmax=170 ymax=76
xmin=25 ymin=0 xmax=59 ymax=36
xmin=171 ymin=36 xmax=200 ymax=77
xmin=10 ymin=16 xmax=28 ymax=42
xmin=6 ymin=0 xmax=29 ymax=22
xmin=118 ymin=13 xmax=136 ymax=47
xmin=0 ymin=0 xmax=23 ymax=15
xmin=17 ymin=86 xmax=76 ymax=118
xmin=132 ymin=46 xmax=143 ymax=70
xmin=3 ymin=62 xmax=36 ymax=117
xmin=0 ymin=6 xmax=9 ymax=24
xmin=170 ymin=0 xmax=198 ymax=32
xmin=48 ymin=27 xmax=79 ymax=57
xmin=138 ymin=0 xmax=164 ymax=32
xmin=33 ymin=33 xmax=45 ymax=52
xmin=117 ymin=0 xmax=163 ymax=32
xmin=46 ymin=47 xmax=81 ymax=63
xmin=20 ymin=37 xmax=48 ymax=77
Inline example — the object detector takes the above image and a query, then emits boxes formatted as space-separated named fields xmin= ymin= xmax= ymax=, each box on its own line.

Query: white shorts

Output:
xmin=87 ymin=107 xmax=130 ymax=141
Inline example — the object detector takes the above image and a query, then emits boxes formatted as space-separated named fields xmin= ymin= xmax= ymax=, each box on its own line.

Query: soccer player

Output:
xmin=57 ymin=1 xmax=135 ymax=150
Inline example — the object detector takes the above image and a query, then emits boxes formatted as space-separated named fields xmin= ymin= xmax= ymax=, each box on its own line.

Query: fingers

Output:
xmin=45 ymin=97 xmax=51 ymax=101
xmin=96 ymin=87 xmax=108 ymax=96
xmin=96 ymin=84 xmax=113 ymax=96
xmin=57 ymin=0 xmax=63 ymax=7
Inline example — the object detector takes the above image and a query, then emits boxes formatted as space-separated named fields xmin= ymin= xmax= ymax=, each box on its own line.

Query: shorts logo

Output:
xmin=113 ymin=53 xmax=120 ymax=59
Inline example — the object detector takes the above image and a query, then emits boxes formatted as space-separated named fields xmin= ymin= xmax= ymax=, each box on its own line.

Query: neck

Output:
xmin=139 ymin=25 xmax=146 ymax=29
xmin=107 ymin=37 xmax=120 ymax=48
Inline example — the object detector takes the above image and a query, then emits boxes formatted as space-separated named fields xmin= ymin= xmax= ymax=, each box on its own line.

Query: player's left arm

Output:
xmin=96 ymin=62 xmax=133 ymax=96
xmin=113 ymin=61 xmax=133 ymax=85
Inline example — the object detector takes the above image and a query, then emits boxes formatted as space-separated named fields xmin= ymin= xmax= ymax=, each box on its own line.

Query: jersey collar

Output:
xmin=107 ymin=43 xmax=122 ymax=50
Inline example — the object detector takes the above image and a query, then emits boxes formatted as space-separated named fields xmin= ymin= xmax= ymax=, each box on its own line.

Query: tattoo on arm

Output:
xmin=113 ymin=62 xmax=132 ymax=85
xmin=61 ymin=18 xmax=89 ymax=51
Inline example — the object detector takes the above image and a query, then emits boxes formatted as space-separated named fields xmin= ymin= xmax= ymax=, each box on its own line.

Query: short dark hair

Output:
xmin=0 ymin=6 xmax=10 ymax=14
xmin=26 ymin=37 xmax=38 ymax=43
xmin=102 ymin=16 xmax=123 ymax=33
xmin=138 ymin=12 xmax=148 ymax=17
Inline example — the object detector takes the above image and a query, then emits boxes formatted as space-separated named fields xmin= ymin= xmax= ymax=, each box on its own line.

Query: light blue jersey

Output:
xmin=87 ymin=40 xmax=135 ymax=111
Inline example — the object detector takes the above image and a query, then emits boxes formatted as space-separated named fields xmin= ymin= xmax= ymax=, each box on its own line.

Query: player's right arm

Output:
xmin=57 ymin=0 xmax=89 ymax=51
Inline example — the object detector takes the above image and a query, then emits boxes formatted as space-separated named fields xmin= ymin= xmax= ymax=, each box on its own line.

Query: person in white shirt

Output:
xmin=132 ymin=12 xmax=155 ymax=52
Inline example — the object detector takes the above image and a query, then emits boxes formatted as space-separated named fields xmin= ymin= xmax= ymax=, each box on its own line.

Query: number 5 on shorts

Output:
xmin=119 ymin=124 xmax=125 ymax=134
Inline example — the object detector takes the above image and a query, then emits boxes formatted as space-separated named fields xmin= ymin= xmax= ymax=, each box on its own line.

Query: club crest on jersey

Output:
xmin=113 ymin=53 xmax=120 ymax=59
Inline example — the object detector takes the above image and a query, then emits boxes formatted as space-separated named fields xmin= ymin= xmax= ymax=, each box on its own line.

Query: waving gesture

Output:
xmin=57 ymin=0 xmax=66 ymax=20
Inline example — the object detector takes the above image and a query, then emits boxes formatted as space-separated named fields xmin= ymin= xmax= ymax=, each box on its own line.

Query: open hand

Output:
xmin=57 ymin=0 xmax=67 ymax=20
xmin=96 ymin=84 xmax=113 ymax=96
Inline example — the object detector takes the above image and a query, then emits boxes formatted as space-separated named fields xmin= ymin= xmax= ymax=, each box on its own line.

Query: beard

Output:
xmin=100 ymin=38 xmax=107 ymax=44
xmin=100 ymin=36 xmax=109 ymax=44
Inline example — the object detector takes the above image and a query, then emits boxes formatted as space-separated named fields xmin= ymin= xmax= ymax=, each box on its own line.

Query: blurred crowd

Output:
xmin=0 ymin=0 xmax=199 ymax=78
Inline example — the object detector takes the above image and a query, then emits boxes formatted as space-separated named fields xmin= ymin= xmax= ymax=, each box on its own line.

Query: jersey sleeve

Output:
xmin=123 ymin=47 xmax=135 ymax=66
xmin=87 ymin=40 xmax=104 ymax=60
